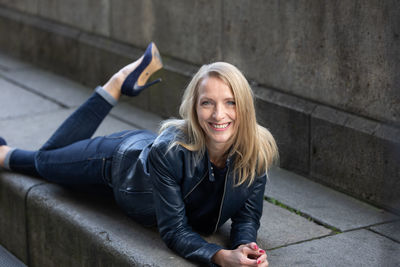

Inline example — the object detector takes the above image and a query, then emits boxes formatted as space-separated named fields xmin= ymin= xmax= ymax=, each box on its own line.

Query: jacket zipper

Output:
xmin=213 ymin=165 xmax=229 ymax=233
xmin=183 ymin=171 xmax=208 ymax=199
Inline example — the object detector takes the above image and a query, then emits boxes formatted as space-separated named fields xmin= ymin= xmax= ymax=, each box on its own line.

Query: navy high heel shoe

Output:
xmin=0 ymin=137 xmax=7 ymax=146
xmin=121 ymin=42 xmax=163 ymax=96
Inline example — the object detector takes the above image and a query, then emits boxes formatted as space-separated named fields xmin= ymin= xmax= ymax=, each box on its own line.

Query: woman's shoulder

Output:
xmin=149 ymin=123 xmax=193 ymax=177
xmin=152 ymin=122 xmax=186 ymax=150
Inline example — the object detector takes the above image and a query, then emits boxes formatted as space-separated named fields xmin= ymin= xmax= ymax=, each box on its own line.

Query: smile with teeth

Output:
xmin=209 ymin=122 xmax=230 ymax=130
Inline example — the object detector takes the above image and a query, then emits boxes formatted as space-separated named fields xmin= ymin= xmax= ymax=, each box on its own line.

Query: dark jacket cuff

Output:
xmin=202 ymin=243 xmax=223 ymax=266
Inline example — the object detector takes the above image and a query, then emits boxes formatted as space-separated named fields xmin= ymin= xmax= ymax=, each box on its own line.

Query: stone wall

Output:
xmin=1 ymin=0 xmax=398 ymax=126
xmin=0 ymin=1 xmax=399 ymax=212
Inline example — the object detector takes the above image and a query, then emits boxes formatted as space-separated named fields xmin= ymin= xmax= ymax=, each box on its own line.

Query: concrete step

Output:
xmin=267 ymin=168 xmax=399 ymax=232
xmin=269 ymin=229 xmax=400 ymax=266
xmin=0 ymin=245 xmax=26 ymax=267
xmin=1 ymin=51 xmax=399 ymax=266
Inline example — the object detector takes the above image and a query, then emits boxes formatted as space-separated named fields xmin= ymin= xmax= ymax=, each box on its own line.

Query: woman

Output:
xmin=0 ymin=42 xmax=277 ymax=267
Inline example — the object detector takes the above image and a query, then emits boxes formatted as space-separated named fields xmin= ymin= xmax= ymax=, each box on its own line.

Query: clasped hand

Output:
xmin=212 ymin=242 xmax=268 ymax=267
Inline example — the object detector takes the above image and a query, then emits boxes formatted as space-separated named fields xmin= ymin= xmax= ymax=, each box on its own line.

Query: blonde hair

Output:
xmin=161 ymin=62 xmax=278 ymax=186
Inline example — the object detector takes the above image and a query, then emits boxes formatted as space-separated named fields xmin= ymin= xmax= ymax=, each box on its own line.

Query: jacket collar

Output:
xmin=205 ymin=149 xmax=234 ymax=182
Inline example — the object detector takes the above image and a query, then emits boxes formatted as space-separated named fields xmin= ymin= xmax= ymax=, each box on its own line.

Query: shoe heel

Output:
xmin=136 ymin=43 xmax=163 ymax=88
xmin=131 ymin=78 xmax=162 ymax=96
xmin=121 ymin=42 xmax=163 ymax=97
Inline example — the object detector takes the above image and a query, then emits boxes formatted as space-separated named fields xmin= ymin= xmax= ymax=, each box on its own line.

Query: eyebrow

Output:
xmin=198 ymin=96 xmax=235 ymax=101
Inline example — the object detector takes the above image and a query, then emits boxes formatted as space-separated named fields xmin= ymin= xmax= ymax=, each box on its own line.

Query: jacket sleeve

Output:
xmin=148 ymin=143 xmax=222 ymax=265
xmin=229 ymin=174 xmax=266 ymax=249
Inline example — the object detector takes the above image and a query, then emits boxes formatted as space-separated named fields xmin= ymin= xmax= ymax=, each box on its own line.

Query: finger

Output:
xmin=239 ymin=256 xmax=258 ymax=266
xmin=242 ymin=247 xmax=262 ymax=260
xmin=242 ymin=246 xmax=259 ymax=255
xmin=256 ymin=253 xmax=267 ymax=264
xmin=260 ymin=259 xmax=269 ymax=267
xmin=258 ymin=249 xmax=267 ymax=257
xmin=248 ymin=242 xmax=259 ymax=251
xmin=257 ymin=257 xmax=269 ymax=267
xmin=241 ymin=242 xmax=258 ymax=250
xmin=241 ymin=242 xmax=263 ymax=252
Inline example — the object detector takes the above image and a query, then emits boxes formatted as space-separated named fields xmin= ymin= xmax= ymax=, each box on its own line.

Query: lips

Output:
xmin=209 ymin=122 xmax=231 ymax=130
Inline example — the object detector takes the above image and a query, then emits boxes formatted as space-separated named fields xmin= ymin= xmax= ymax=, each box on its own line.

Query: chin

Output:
xmin=210 ymin=135 xmax=233 ymax=145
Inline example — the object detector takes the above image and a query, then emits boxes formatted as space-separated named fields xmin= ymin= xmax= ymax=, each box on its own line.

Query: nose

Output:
xmin=212 ymin=104 xmax=225 ymax=121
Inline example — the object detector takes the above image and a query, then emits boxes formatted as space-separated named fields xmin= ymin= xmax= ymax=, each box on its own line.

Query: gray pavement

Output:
xmin=371 ymin=221 xmax=400 ymax=243
xmin=269 ymin=230 xmax=400 ymax=266
xmin=266 ymin=167 xmax=399 ymax=231
xmin=0 ymin=51 xmax=399 ymax=266
xmin=0 ymin=244 xmax=26 ymax=267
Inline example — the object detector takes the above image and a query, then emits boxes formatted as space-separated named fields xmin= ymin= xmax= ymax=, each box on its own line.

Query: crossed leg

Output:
xmin=0 ymin=56 xmax=144 ymax=169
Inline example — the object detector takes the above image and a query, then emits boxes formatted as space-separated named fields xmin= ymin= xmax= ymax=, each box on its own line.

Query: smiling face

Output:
xmin=196 ymin=76 xmax=237 ymax=154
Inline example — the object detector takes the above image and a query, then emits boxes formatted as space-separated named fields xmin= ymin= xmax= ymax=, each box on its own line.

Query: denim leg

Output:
xmin=34 ymin=132 xmax=130 ymax=186
xmin=7 ymin=149 xmax=41 ymax=177
xmin=40 ymin=87 xmax=115 ymax=151
xmin=8 ymin=131 xmax=132 ymax=188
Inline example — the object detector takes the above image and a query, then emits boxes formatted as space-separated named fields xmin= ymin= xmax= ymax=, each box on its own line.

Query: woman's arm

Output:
xmin=149 ymin=143 xmax=222 ymax=265
xmin=230 ymin=174 xmax=266 ymax=248
xmin=211 ymin=175 xmax=268 ymax=266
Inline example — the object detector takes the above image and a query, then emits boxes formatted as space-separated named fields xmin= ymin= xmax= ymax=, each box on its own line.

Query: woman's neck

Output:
xmin=207 ymin=145 xmax=229 ymax=168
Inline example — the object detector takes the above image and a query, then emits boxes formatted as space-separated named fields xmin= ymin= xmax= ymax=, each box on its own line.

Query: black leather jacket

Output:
xmin=111 ymin=127 xmax=266 ymax=265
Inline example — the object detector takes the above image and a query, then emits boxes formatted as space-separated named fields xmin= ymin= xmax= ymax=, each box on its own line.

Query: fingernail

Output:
xmin=259 ymin=249 xmax=265 ymax=253
xmin=254 ymin=244 xmax=259 ymax=250
xmin=257 ymin=259 xmax=261 ymax=264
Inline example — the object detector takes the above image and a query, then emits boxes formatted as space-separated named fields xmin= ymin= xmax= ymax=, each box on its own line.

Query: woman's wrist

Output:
xmin=212 ymin=249 xmax=229 ymax=266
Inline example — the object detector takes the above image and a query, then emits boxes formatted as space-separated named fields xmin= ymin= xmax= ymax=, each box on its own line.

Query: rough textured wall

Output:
xmin=223 ymin=0 xmax=400 ymax=126
xmin=0 ymin=0 xmax=399 ymax=125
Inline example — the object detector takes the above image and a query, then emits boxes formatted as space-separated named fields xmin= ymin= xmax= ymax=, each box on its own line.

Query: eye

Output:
xmin=201 ymin=100 xmax=212 ymax=106
xmin=227 ymin=101 xmax=236 ymax=106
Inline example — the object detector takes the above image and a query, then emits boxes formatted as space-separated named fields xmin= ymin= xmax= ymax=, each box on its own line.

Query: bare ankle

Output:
xmin=102 ymin=56 xmax=143 ymax=100
xmin=103 ymin=73 xmax=123 ymax=101
xmin=0 ymin=146 xmax=11 ymax=168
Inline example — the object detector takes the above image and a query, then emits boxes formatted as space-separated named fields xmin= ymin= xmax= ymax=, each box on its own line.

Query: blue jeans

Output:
xmin=9 ymin=87 xmax=129 ymax=189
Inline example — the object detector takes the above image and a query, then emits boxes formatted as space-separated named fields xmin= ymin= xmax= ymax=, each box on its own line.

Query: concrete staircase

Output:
xmin=1 ymin=52 xmax=399 ymax=266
